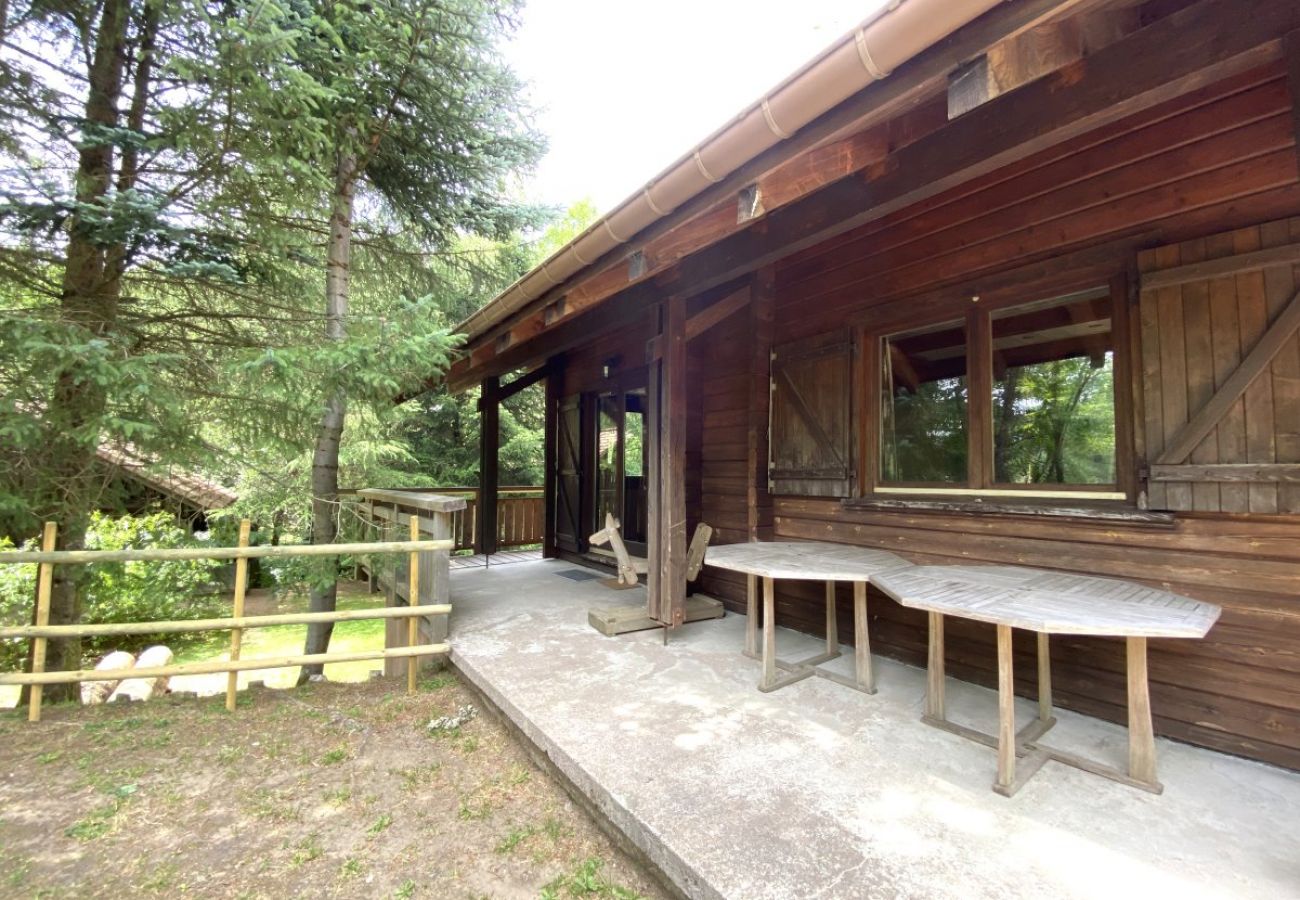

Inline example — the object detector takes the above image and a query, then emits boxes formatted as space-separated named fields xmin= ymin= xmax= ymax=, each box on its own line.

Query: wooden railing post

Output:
xmin=407 ymin=515 xmax=419 ymax=694
xmin=28 ymin=521 xmax=57 ymax=723
xmin=226 ymin=519 xmax=252 ymax=712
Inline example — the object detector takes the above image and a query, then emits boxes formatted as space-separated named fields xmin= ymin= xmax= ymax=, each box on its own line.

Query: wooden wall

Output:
xmin=774 ymin=62 xmax=1300 ymax=341
xmin=689 ymin=63 xmax=1300 ymax=771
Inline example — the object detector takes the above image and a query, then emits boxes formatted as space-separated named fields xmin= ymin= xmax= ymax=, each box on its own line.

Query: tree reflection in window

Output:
xmin=992 ymin=289 xmax=1115 ymax=485
xmin=881 ymin=321 xmax=968 ymax=483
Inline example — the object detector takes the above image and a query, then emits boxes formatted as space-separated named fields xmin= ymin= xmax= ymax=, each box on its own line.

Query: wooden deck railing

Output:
xmin=346 ymin=486 xmax=543 ymax=553
xmin=0 ymin=515 xmax=459 ymax=722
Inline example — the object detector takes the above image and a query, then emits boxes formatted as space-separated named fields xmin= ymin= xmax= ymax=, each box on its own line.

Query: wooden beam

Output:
xmin=477 ymin=376 xmax=500 ymax=556
xmin=748 ymin=269 xmax=775 ymax=539
xmin=497 ymin=362 xmax=549 ymax=401
xmin=1155 ymin=286 xmax=1300 ymax=464
xmin=542 ymin=356 xmax=560 ymax=558
xmin=659 ymin=296 xmax=688 ymax=627
xmin=1140 ymin=240 xmax=1300 ymax=290
xmin=686 ymin=286 xmax=750 ymax=342
xmin=454 ymin=0 xmax=1294 ymax=386
xmin=1148 ymin=463 xmax=1300 ymax=482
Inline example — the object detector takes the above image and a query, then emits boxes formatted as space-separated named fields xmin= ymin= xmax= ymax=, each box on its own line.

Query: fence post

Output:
xmin=226 ymin=519 xmax=252 ymax=712
xmin=27 ymin=521 xmax=57 ymax=723
xmin=407 ymin=515 xmax=420 ymax=694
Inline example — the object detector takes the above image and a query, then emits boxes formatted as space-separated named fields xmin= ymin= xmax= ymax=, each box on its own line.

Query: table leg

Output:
xmin=995 ymin=624 xmax=1016 ymax=794
xmin=824 ymin=581 xmax=838 ymax=656
xmin=925 ymin=612 xmax=945 ymax=721
xmin=853 ymin=581 xmax=875 ymax=694
xmin=745 ymin=573 xmax=758 ymax=657
xmin=761 ymin=576 xmax=777 ymax=690
xmin=1127 ymin=636 xmax=1158 ymax=786
xmin=1037 ymin=632 xmax=1053 ymax=724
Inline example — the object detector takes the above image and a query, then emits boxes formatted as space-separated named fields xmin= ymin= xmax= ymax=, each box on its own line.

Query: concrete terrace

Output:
xmin=448 ymin=558 xmax=1300 ymax=900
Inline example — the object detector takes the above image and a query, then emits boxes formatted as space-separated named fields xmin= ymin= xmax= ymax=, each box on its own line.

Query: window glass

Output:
xmin=595 ymin=393 xmax=620 ymax=528
xmin=881 ymin=321 xmax=968 ymax=483
xmin=991 ymin=289 xmax=1116 ymax=485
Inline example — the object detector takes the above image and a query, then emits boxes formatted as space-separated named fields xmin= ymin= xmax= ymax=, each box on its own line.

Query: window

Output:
xmin=990 ymin=290 xmax=1115 ymax=486
xmin=881 ymin=321 xmax=968 ymax=484
xmin=877 ymin=287 xmax=1119 ymax=495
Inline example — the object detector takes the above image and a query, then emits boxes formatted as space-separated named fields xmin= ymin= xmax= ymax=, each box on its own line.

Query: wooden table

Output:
xmin=872 ymin=565 xmax=1221 ymax=797
xmin=704 ymin=542 xmax=911 ymax=693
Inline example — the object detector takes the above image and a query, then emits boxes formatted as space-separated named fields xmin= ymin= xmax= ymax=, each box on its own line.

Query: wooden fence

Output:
xmin=346 ymin=486 xmax=544 ymax=553
xmin=0 ymin=516 xmax=456 ymax=722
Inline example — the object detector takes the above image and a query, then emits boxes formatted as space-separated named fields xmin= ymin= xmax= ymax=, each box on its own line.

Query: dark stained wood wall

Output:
xmin=689 ymin=64 xmax=1300 ymax=770
xmin=774 ymin=63 xmax=1300 ymax=341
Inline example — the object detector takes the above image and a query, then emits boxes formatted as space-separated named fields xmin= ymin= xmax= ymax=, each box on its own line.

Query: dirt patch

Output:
xmin=0 ymin=676 xmax=667 ymax=899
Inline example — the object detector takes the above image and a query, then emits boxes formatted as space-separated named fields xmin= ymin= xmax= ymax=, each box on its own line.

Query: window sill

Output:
xmin=841 ymin=494 xmax=1175 ymax=526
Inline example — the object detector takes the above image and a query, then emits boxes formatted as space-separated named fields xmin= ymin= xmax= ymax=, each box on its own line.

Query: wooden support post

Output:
xmin=824 ymin=581 xmax=838 ymax=655
xmin=407 ymin=515 xmax=420 ymax=695
xmin=1127 ymin=636 xmax=1158 ymax=786
xmin=27 ymin=521 xmax=56 ymax=723
xmin=995 ymin=624 xmax=1016 ymax=794
xmin=478 ymin=375 xmax=501 ymax=558
xmin=747 ymin=271 xmax=774 ymax=540
xmin=656 ymin=296 xmax=688 ymax=626
xmin=853 ymin=581 xmax=874 ymax=694
xmin=543 ymin=358 xmax=559 ymax=558
xmin=925 ymin=612 xmax=945 ymax=721
xmin=745 ymin=573 xmax=758 ymax=657
xmin=225 ymin=519 xmax=252 ymax=713
xmin=1037 ymin=632 xmax=1053 ymax=724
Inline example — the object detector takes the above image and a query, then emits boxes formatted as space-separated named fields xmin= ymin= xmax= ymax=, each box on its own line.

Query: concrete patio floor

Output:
xmin=448 ymin=559 xmax=1300 ymax=900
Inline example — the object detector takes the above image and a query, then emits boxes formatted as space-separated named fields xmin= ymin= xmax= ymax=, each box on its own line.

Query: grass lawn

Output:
xmin=0 ymin=675 xmax=665 ymax=898
xmin=172 ymin=582 xmax=389 ymax=693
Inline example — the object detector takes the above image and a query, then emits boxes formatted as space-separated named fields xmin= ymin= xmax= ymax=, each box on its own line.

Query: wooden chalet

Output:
xmin=445 ymin=0 xmax=1300 ymax=772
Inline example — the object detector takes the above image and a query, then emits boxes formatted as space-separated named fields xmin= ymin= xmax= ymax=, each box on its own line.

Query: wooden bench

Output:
xmin=872 ymin=565 xmax=1221 ymax=797
xmin=704 ymin=541 xmax=911 ymax=694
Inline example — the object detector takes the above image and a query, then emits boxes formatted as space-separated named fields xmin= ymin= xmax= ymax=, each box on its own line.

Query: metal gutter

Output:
xmin=458 ymin=0 xmax=1006 ymax=343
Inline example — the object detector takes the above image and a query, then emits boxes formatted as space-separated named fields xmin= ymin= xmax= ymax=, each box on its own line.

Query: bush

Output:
xmin=0 ymin=511 xmax=228 ymax=671
xmin=0 ymin=537 xmax=37 ymax=672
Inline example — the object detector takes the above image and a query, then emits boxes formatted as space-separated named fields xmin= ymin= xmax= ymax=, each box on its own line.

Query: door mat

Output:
xmin=556 ymin=569 xmax=604 ymax=582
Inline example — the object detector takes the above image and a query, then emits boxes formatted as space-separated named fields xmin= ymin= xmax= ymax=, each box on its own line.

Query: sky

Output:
xmin=504 ymin=0 xmax=888 ymax=214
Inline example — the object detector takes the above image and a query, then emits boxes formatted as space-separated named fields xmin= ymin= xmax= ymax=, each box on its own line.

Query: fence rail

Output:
xmin=346 ymin=486 xmax=543 ymax=554
xmin=1 ymin=516 xmax=456 ymax=722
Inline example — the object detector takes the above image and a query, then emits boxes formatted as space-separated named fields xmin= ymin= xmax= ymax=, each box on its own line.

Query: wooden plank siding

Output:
xmin=685 ymin=64 xmax=1300 ymax=770
xmin=1138 ymin=218 xmax=1300 ymax=513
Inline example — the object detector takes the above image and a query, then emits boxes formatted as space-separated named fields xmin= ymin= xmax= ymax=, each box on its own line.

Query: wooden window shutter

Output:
xmin=768 ymin=329 xmax=857 ymax=497
xmin=554 ymin=395 xmax=584 ymax=552
xmin=1137 ymin=217 xmax=1300 ymax=514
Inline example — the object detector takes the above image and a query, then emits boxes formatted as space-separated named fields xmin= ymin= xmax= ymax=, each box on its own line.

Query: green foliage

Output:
xmin=993 ymin=355 xmax=1115 ymax=484
xmin=0 ymin=512 xmax=225 ymax=672
xmin=882 ymin=375 xmax=969 ymax=484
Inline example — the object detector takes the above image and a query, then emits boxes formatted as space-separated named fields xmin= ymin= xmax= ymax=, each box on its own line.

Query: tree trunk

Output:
xmin=300 ymin=148 xmax=357 ymax=681
xmin=21 ymin=0 xmax=132 ymax=705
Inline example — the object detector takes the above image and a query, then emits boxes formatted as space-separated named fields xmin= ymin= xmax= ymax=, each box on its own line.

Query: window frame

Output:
xmin=864 ymin=277 xmax=1133 ymax=502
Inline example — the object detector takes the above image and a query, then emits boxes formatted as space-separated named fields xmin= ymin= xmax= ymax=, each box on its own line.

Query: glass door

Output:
xmin=593 ymin=387 xmax=648 ymax=556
